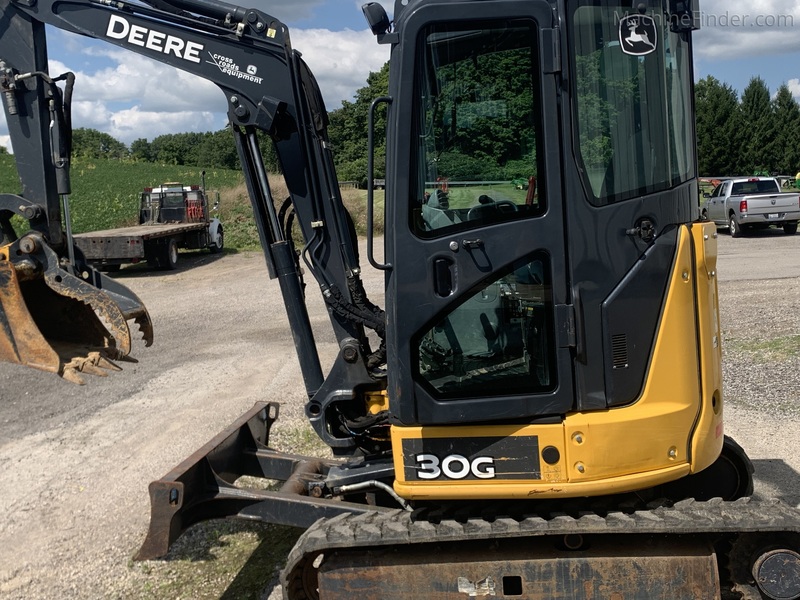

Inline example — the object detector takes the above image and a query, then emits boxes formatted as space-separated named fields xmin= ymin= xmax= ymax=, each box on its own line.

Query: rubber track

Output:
xmin=281 ymin=497 xmax=800 ymax=598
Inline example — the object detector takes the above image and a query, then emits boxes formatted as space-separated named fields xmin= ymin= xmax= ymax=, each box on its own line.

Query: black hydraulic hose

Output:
xmin=278 ymin=197 xmax=292 ymax=230
xmin=348 ymin=277 xmax=386 ymax=331
xmin=323 ymin=283 xmax=385 ymax=336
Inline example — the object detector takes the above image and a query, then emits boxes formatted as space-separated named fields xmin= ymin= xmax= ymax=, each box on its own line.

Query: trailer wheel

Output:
xmin=160 ymin=238 xmax=179 ymax=270
xmin=209 ymin=225 xmax=224 ymax=254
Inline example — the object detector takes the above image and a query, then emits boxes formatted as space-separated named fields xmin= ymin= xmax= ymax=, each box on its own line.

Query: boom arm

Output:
xmin=1 ymin=0 xmax=384 ymax=442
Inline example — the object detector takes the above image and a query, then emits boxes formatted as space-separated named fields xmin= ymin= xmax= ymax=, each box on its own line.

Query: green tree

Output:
xmin=430 ymin=46 xmax=535 ymax=181
xmin=738 ymin=77 xmax=779 ymax=174
xmin=72 ymin=128 xmax=128 ymax=159
xmin=694 ymin=76 xmax=741 ymax=176
xmin=328 ymin=63 xmax=390 ymax=186
xmin=197 ymin=129 xmax=238 ymax=169
xmin=771 ymin=84 xmax=800 ymax=174
xmin=130 ymin=138 xmax=153 ymax=162
xmin=150 ymin=132 xmax=205 ymax=165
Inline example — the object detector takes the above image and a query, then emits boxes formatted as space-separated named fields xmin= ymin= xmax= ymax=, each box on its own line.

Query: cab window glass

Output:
xmin=416 ymin=253 xmax=557 ymax=398
xmin=572 ymin=2 xmax=695 ymax=205
xmin=412 ymin=20 xmax=544 ymax=236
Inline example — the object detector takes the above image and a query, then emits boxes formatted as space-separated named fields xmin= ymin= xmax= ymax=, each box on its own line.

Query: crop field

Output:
xmin=0 ymin=154 xmax=241 ymax=231
xmin=0 ymin=154 xmax=379 ymax=250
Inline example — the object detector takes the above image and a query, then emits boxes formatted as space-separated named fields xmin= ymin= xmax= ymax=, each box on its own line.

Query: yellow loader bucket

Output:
xmin=0 ymin=233 xmax=153 ymax=383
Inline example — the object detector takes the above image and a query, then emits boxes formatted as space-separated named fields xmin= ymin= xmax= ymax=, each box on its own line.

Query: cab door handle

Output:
xmin=433 ymin=257 xmax=455 ymax=297
xmin=462 ymin=238 xmax=484 ymax=250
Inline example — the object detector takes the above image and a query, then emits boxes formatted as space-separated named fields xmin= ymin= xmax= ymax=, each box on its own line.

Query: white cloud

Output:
xmin=0 ymin=23 xmax=388 ymax=150
xmin=51 ymin=52 xmax=224 ymax=114
xmin=108 ymin=106 xmax=222 ymax=142
xmin=291 ymin=28 xmax=390 ymax=108
xmin=694 ymin=0 xmax=800 ymax=60
xmin=0 ymin=136 xmax=10 ymax=154
xmin=788 ymin=78 xmax=800 ymax=99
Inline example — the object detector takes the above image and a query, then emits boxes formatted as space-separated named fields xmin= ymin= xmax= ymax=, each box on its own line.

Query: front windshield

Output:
xmin=571 ymin=1 xmax=695 ymax=205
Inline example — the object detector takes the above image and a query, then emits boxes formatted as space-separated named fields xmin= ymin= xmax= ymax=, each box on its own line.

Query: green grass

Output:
xmin=126 ymin=521 xmax=301 ymax=600
xmin=0 ymin=154 xmax=384 ymax=251
xmin=443 ymin=184 xmax=528 ymax=209
xmin=725 ymin=334 xmax=800 ymax=362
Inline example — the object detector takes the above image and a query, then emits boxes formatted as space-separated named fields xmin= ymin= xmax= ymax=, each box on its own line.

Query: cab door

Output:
xmin=384 ymin=2 xmax=574 ymax=426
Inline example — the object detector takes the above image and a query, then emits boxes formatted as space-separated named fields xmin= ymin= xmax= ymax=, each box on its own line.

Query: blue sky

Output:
xmin=2 ymin=0 xmax=800 ymax=152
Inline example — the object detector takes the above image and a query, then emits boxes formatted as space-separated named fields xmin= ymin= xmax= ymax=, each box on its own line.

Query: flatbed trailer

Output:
xmin=74 ymin=221 xmax=220 ymax=270
xmin=72 ymin=182 xmax=224 ymax=270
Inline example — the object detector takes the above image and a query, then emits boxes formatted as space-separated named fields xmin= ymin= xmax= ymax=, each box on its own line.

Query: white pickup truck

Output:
xmin=701 ymin=177 xmax=800 ymax=237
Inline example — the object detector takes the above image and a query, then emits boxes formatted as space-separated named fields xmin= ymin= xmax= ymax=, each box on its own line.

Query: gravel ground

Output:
xmin=1 ymin=229 xmax=800 ymax=599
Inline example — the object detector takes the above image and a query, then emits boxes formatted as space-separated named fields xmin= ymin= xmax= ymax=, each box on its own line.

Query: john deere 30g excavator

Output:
xmin=3 ymin=0 xmax=800 ymax=597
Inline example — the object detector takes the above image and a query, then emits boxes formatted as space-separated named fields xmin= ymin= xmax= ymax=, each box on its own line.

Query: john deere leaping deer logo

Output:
xmin=619 ymin=14 xmax=658 ymax=56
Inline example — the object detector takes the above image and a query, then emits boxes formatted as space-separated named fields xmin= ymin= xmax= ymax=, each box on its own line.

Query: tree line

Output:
xmin=51 ymin=69 xmax=800 ymax=184
xmin=61 ymin=65 xmax=391 ymax=187
xmin=68 ymin=127 xmax=280 ymax=173
xmin=696 ymin=75 xmax=800 ymax=177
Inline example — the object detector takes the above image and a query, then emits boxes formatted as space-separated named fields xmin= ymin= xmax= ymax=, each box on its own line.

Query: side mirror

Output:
xmin=669 ymin=0 xmax=700 ymax=32
xmin=362 ymin=2 xmax=391 ymax=36
xmin=703 ymin=192 xmax=711 ymax=198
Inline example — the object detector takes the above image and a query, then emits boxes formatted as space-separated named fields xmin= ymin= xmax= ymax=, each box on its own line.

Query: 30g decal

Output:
xmin=402 ymin=436 xmax=540 ymax=481
xmin=415 ymin=454 xmax=496 ymax=480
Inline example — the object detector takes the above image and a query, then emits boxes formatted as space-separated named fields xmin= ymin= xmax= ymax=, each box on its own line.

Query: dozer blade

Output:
xmin=0 ymin=233 xmax=153 ymax=382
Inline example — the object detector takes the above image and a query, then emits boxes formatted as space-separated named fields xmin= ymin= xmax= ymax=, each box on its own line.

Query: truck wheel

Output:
xmin=784 ymin=222 xmax=798 ymax=235
xmin=160 ymin=238 xmax=179 ymax=270
xmin=729 ymin=215 xmax=742 ymax=238
xmin=209 ymin=225 xmax=224 ymax=254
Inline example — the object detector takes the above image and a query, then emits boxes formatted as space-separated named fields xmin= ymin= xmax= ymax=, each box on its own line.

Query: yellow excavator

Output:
xmin=2 ymin=0 xmax=799 ymax=597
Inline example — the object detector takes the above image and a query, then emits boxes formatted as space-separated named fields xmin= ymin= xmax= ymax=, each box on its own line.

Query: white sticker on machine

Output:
xmin=619 ymin=14 xmax=658 ymax=56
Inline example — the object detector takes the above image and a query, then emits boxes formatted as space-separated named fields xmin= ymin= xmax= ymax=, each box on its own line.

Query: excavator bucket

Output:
xmin=0 ymin=260 xmax=60 ymax=373
xmin=0 ymin=233 xmax=153 ymax=383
